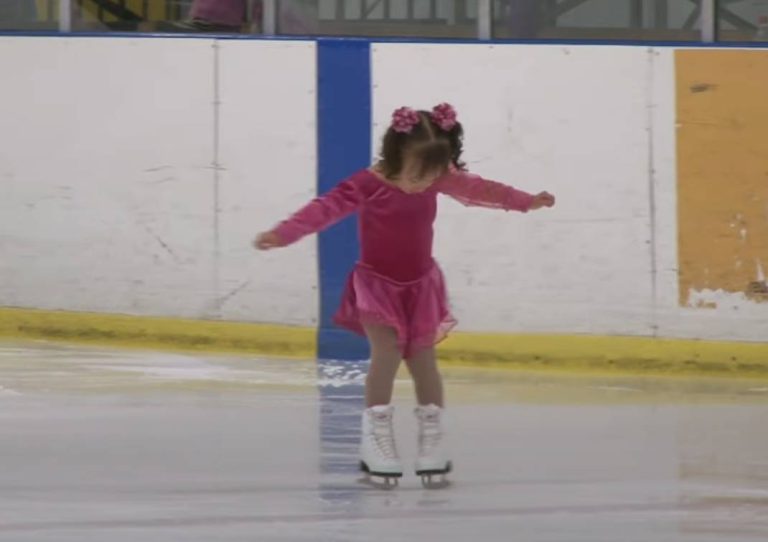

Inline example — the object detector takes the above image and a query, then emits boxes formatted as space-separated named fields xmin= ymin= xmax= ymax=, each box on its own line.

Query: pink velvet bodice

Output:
xmin=273 ymin=170 xmax=534 ymax=282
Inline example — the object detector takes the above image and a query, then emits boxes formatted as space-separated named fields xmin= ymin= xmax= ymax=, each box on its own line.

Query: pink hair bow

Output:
xmin=430 ymin=103 xmax=457 ymax=131
xmin=391 ymin=107 xmax=421 ymax=134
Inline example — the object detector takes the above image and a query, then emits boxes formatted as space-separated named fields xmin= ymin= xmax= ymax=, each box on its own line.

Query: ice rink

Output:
xmin=1 ymin=342 xmax=767 ymax=542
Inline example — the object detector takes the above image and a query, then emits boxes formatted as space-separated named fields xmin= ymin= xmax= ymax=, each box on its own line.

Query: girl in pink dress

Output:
xmin=255 ymin=104 xmax=555 ymax=486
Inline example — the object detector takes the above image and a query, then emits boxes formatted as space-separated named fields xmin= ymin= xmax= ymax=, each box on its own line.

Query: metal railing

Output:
xmin=14 ymin=0 xmax=763 ymax=43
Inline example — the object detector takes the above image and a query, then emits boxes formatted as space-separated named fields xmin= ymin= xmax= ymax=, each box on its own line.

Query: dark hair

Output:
xmin=378 ymin=111 xmax=465 ymax=179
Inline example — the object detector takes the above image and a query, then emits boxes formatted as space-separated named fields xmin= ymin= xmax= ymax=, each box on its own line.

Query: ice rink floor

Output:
xmin=1 ymin=341 xmax=767 ymax=542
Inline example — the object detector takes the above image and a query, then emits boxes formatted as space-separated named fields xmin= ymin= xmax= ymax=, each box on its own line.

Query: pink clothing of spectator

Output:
xmin=502 ymin=0 xmax=539 ymax=39
xmin=189 ymin=0 xmax=316 ymax=34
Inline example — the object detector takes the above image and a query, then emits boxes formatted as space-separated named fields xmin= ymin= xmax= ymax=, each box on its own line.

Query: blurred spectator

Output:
xmin=0 ymin=0 xmax=37 ymax=28
xmin=175 ymin=0 xmax=316 ymax=34
xmin=502 ymin=0 xmax=539 ymax=39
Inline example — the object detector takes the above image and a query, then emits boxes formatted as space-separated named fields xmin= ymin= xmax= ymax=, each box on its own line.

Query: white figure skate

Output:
xmin=415 ymin=404 xmax=452 ymax=489
xmin=359 ymin=405 xmax=403 ymax=488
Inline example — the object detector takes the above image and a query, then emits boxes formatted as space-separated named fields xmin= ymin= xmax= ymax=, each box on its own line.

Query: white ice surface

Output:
xmin=1 ymin=343 xmax=767 ymax=542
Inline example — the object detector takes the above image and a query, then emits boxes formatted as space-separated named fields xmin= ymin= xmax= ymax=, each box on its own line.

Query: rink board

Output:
xmin=1 ymin=36 xmax=767 ymax=374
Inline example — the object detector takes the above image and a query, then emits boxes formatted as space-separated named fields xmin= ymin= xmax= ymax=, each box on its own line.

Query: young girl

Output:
xmin=255 ymin=104 xmax=555 ymax=486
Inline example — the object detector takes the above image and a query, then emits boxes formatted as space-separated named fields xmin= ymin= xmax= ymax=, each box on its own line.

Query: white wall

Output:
xmin=0 ymin=37 xmax=318 ymax=326
xmin=216 ymin=40 xmax=318 ymax=326
xmin=373 ymin=43 xmax=655 ymax=336
xmin=1 ymin=36 xmax=766 ymax=343
xmin=372 ymin=43 xmax=767 ymax=342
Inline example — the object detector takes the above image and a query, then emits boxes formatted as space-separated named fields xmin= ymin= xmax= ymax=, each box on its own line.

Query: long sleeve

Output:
xmin=273 ymin=177 xmax=364 ymax=246
xmin=436 ymin=171 xmax=535 ymax=212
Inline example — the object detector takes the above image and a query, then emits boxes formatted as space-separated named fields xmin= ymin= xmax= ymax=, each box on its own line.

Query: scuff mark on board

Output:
xmin=690 ymin=83 xmax=717 ymax=93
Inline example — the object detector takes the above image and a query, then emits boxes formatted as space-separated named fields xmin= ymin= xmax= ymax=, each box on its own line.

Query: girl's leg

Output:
xmin=363 ymin=323 xmax=402 ymax=408
xmin=404 ymin=347 xmax=444 ymax=407
xmin=406 ymin=346 xmax=451 ymax=483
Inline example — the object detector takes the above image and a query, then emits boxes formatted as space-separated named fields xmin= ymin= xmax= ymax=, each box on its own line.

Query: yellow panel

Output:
xmin=126 ymin=0 xmax=168 ymax=21
xmin=35 ymin=0 xmax=174 ymax=25
xmin=80 ymin=0 xmax=105 ymax=22
xmin=3 ymin=308 xmax=768 ymax=379
xmin=0 ymin=308 xmax=317 ymax=359
xmin=676 ymin=50 xmax=768 ymax=307
xmin=35 ymin=0 xmax=49 ymax=20
xmin=74 ymin=0 xmax=169 ymax=23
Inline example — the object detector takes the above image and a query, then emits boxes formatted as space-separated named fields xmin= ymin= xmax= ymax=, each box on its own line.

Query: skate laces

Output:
xmin=371 ymin=412 xmax=398 ymax=459
xmin=417 ymin=408 xmax=442 ymax=456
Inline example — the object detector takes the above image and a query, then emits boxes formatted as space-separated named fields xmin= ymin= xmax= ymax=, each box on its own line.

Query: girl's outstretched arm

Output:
xmin=255 ymin=177 xmax=364 ymax=250
xmin=436 ymin=171 xmax=554 ymax=212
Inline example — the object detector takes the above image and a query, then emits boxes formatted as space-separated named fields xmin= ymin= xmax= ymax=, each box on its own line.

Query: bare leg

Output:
xmin=404 ymin=347 xmax=444 ymax=407
xmin=363 ymin=324 xmax=402 ymax=408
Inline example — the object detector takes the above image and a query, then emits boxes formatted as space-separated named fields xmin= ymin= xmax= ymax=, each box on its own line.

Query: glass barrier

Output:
xmin=718 ymin=0 xmax=768 ymax=42
xmin=65 ymin=1 xmax=197 ymax=33
xmin=276 ymin=0 xmax=479 ymax=38
xmin=61 ymin=0 xmax=479 ymax=37
xmin=493 ymin=0 xmax=701 ymax=41
xmin=0 ymin=0 xmax=59 ymax=30
xmin=5 ymin=0 xmax=768 ymax=44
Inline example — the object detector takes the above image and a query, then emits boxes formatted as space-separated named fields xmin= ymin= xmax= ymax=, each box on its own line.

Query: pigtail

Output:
xmin=378 ymin=103 xmax=466 ymax=177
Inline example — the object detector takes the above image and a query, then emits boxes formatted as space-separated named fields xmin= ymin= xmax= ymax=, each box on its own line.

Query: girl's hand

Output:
xmin=254 ymin=231 xmax=282 ymax=251
xmin=530 ymin=191 xmax=555 ymax=210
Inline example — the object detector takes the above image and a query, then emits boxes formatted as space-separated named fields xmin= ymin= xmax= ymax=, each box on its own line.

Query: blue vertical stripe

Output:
xmin=316 ymin=39 xmax=371 ymax=361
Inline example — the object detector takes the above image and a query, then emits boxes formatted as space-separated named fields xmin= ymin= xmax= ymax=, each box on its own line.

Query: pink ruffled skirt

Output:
xmin=334 ymin=262 xmax=457 ymax=358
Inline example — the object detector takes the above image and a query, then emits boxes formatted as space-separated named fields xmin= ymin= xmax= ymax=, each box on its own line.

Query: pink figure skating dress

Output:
xmin=274 ymin=169 xmax=534 ymax=357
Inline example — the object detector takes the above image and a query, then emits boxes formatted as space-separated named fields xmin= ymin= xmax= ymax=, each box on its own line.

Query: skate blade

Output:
xmin=359 ymin=461 xmax=402 ymax=490
xmin=357 ymin=474 xmax=400 ymax=490
xmin=419 ymin=474 xmax=451 ymax=489
xmin=417 ymin=461 xmax=452 ymax=489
